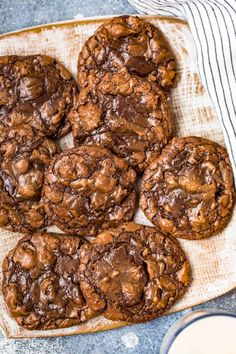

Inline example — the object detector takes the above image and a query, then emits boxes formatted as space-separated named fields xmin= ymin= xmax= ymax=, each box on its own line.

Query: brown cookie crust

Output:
xmin=78 ymin=15 xmax=176 ymax=89
xmin=140 ymin=136 xmax=235 ymax=240
xmin=42 ymin=145 xmax=137 ymax=236
xmin=2 ymin=232 xmax=99 ymax=330
xmin=79 ymin=222 xmax=190 ymax=323
xmin=69 ymin=69 xmax=173 ymax=172
xmin=0 ymin=55 xmax=77 ymax=138
xmin=0 ymin=125 xmax=60 ymax=233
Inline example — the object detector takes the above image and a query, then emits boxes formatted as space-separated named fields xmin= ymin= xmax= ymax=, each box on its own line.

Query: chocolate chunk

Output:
xmin=69 ymin=69 xmax=173 ymax=172
xmin=79 ymin=222 xmax=191 ymax=323
xmin=0 ymin=125 xmax=60 ymax=233
xmin=140 ymin=136 xmax=235 ymax=239
xmin=2 ymin=232 xmax=99 ymax=330
xmin=42 ymin=145 xmax=137 ymax=236
xmin=0 ymin=55 xmax=78 ymax=138
xmin=78 ymin=15 xmax=176 ymax=89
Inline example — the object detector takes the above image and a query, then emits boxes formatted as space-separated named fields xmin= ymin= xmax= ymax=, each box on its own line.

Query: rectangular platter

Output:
xmin=0 ymin=15 xmax=235 ymax=338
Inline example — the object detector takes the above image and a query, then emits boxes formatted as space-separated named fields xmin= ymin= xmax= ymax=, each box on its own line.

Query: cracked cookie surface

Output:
xmin=79 ymin=222 xmax=190 ymax=323
xmin=69 ymin=69 xmax=173 ymax=172
xmin=2 ymin=232 xmax=99 ymax=330
xmin=0 ymin=55 xmax=77 ymax=138
xmin=140 ymin=136 xmax=235 ymax=239
xmin=78 ymin=15 xmax=176 ymax=89
xmin=0 ymin=125 xmax=60 ymax=233
xmin=42 ymin=145 xmax=137 ymax=236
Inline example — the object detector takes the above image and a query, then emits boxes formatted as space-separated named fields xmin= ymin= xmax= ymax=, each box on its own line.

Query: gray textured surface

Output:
xmin=0 ymin=0 xmax=135 ymax=34
xmin=0 ymin=1 xmax=235 ymax=353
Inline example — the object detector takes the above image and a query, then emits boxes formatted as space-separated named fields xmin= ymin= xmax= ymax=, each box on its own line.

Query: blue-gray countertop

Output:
xmin=0 ymin=1 xmax=235 ymax=353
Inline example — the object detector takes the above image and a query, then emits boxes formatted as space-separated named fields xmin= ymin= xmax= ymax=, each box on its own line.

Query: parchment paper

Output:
xmin=0 ymin=15 xmax=235 ymax=338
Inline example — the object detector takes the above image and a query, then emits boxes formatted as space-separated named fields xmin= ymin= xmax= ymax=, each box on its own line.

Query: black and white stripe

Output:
xmin=128 ymin=0 xmax=236 ymax=174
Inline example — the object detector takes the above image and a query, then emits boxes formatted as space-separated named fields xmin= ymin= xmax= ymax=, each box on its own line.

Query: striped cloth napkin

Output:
xmin=128 ymin=0 xmax=236 ymax=175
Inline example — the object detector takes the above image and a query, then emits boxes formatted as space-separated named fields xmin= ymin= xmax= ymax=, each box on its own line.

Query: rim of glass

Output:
xmin=164 ymin=311 xmax=236 ymax=354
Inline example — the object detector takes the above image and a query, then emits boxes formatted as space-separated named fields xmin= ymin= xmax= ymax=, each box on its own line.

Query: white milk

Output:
xmin=168 ymin=315 xmax=236 ymax=354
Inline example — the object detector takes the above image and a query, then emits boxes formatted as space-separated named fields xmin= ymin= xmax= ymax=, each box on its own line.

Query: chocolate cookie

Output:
xmin=2 ymin=232 xmax=99 ymax=330
xmin=78 ymin=15 xmax=176 ymax=89
xmin=42 ymin=145 xmax=137 ymax=236
xmin=0 ymin=55 xmax=77 ymax=138
xmin=69 ymin=69 xmax=173 ymax=172
xmin=0 ymin=125 xmax=60 ymax=233
xmin=79 ymin=222 xmax=190 ymax=323
xmin=140 ymin=137 xmax=235 ymax=240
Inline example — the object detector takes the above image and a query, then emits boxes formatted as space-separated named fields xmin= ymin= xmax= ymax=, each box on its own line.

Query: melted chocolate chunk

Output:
xmin=42 ymin=145 xmax=137 ymax=236
xmin=2 ymin=232 xmax=99 ymax=330
xmin=0 ymin=125 xmax=60 ymax=233
xmin=78 ymin=16 xmax=176 ymax=89
xmin=79 ymin=222 xmax=191 ymax=323
xmin=69 ymin=69 xmax=173 ymax=172
xmin=0 ymin=55 xmax=78 ymax=138
xmin=140 ymin=136 xmax=235 ymax=239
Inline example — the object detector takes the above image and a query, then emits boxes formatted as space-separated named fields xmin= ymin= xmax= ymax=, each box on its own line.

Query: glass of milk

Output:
xmin=160 ymin=309 xmax=236 ymax=354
